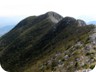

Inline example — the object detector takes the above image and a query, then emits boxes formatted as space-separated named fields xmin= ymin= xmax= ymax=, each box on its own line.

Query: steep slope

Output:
xmin=0 ymin=12 xmax=63 ymax=51
xmin=0 ymin=12 xmax=95 ymax=72
xmin=0 ymin=12 xmax=63 ymax=71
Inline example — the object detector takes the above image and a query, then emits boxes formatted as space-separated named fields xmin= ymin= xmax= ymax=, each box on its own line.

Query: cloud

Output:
xmin=0 ymin=0 xmax=96 ymax=17
xmin=0 ymin=0 xmax=96 ymax=26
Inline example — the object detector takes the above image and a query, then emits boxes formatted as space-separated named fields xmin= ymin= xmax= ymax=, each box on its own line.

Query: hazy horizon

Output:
xmin=1 ymin=0 xmax=96 ymax=27
xmin=1 ymin=14 xmax=96 ymax=28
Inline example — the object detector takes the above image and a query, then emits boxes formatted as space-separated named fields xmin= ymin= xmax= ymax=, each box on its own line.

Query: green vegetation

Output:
xmin=0 ymin=12 xmax=95 ymax=72
xmin=90 ymin=65 xmax=95 ymax=69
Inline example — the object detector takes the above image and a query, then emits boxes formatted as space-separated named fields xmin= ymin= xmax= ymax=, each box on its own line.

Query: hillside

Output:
xmin=0 ymin=12 xmax=96 ymax=72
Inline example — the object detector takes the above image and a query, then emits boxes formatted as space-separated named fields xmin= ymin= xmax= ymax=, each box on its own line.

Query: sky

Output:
xmin=0 ymin=0 xmax=96 ymax=27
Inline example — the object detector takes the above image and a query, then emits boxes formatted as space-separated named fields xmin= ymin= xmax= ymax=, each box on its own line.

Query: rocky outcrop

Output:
xmin=46 ymin=11 xmax=63 ymax=23
xmin=77 ymin=19 xmax=86 ymax=26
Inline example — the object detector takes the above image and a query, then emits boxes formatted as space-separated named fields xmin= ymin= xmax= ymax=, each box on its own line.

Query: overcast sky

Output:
xmin=0 ymin=0 xmax=96 ymax=16
xmin=0 ymin=0 xmax=96 ymax=27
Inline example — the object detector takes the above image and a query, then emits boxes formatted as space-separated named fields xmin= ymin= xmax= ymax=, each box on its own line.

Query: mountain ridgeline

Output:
xmin=0 ymin=12 xmax=96 ymax=72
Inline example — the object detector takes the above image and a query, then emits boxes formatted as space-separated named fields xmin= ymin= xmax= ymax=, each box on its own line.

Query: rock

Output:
xmin=46 ymin=11 xmax=63 ymax=23
xmin=75 ymin=41 xmax=83 ymax=47
xmin=58 ymin=17 xmax=77 ymax=25
xmin=77 ymin=19 xmax=86 ymax=26
xmin=64 ymin=55 xmax=69 ymax=60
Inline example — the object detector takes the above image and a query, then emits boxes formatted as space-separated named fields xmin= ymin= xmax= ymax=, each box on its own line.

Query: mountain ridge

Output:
xmin=0 ymin=11 xmax=95 ymax=72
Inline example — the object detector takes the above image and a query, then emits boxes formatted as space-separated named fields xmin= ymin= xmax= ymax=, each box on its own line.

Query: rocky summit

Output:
xmin=0 ymin=11 xmax=96 ymax=72
xmin=46 ymin=11 xmax=63 ymax=23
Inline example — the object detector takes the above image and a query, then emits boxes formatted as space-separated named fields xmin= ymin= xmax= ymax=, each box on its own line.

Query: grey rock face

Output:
xmin=89 ymin=26 xmax=96 ymax=44
xmin=60 ymin=17 xmax=77 ymax=25
xmin=77 ymin=19 xmax=86 ymax=26
xmin=46 ymin=11 xmax=63 ymax=23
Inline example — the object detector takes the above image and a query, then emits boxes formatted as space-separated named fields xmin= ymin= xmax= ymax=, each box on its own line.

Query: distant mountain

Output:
xmin=0 ymin=11 xmax=95 ymax=72
xmin=88 ymin=21 xmax=96 ymax=24
xmin=0 ymin=25 xmax=15 ymax=36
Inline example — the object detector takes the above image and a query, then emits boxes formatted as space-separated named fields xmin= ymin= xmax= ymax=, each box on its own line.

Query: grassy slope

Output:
xmin=0 ymin=16 xmax=55 ymax=72
xmin=23 ymin=25 xmax=95 ymax=72
xmin=0 ymin=16 xmax=36 ymax=50
xmin=0 ymin=15 xmax=95 ymax=72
